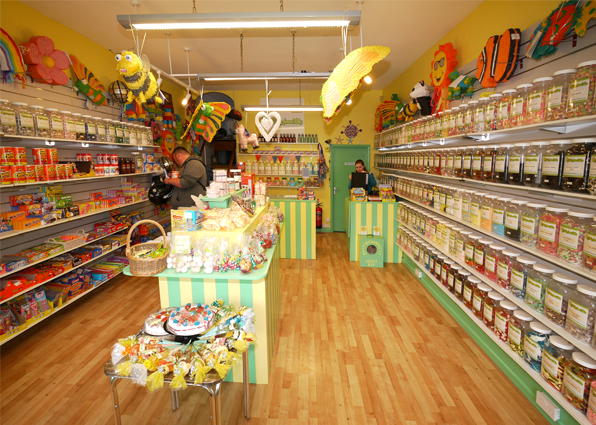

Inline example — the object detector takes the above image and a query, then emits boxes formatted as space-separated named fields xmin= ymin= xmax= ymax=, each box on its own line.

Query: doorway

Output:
xmin=330 ymin=145 xmax=370 ymax=232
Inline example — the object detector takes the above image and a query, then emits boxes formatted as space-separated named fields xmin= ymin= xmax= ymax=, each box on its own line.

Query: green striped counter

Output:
xmin=270 ymin=197 xmax=316 ymax=260
xmin=345 ymin=198 xmax=400 ymax=264
xmin=124 ymin=242 xmax=281 ymax=385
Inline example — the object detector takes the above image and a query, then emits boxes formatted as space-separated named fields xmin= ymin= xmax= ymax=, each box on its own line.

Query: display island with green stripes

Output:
xmin=270 ymin=197 xmax=316 ymax=260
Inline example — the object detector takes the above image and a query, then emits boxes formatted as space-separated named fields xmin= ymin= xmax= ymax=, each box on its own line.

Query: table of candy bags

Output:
xmin=110 ymin=300 xmax=256 ymax=392
xmin=167 ymin=204 xmax=284 ymax=274
xmin=202 ymin=202 xmax=253 ymax=231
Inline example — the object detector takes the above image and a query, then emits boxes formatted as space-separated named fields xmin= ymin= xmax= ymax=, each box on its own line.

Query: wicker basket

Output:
xmin=46 ymin=229 xmax=87 ymax=250
xmin=126 ymin=220 xmax=169 ymax=276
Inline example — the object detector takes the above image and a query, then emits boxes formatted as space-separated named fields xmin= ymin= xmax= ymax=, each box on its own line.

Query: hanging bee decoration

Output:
xmin=115 ymin=51 xmax=163 ymax=105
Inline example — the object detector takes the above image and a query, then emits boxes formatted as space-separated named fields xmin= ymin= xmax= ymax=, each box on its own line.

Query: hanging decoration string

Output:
xmin=291 ymin=30 xmax=297 ymax=73
xmin=279 ymin=0 xmax=284 ymax=12
xmin=240 ymin=31 xmax=244 ymax=73
xmin=192 ymin=0 xmax=197 ymax=13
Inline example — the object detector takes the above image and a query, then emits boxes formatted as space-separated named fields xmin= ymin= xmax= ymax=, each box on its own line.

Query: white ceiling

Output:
xmin=20 ymin=0 xmax=482 ymax=92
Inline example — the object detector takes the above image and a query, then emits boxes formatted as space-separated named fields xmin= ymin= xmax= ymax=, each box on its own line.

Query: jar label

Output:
xmin=457 ymin=112 xmax=464 ymax=126
xmin=545 ymin=287 xmax=564 ymax=314
xmin=455 ymin=278 xmax=463 ymax=294
xmin=474 ymin=108 xmax=484 ymax=123
xmin=456 ymin=239 xmax=464 ymax=254
xmin=591 ymin=156 xmax=596 ymax=178
xmin=66 ymin=119 xmax=76 ymax=132
xmin=440 ymin=194 xmax=446 ymax=205
xmin=495 ymin=155 xmax=506 ymax=172
xmin=542 ymin=349 xmax=560 ymax=378
xmin=564 ymin=367 xmax=586 ymax=400
xmin=473 ymin=158 xmax=482 ymax=171
xmin=464 ymin=286 xmax=473 ymax=302
xmin=483 ymin=157 xmax=493 ymax=172
xmin=448 ymin=116 xmax=456 ymax=128
xmin=449 ymin=233 xmax=456 ymax=247
xmin=75 ymin=121 xmax=85 ymax=133
xmin=590 ymin=386 xmax=596 ymax=414
xmin=20 ymin=112 xmax=34 ymax=128
xmin=505 ymin=212 xmax=519 ymax=229
xmin=485 ymin=105 xmax=495 ymax=120
xmin=559 ymin=225 xmax=581 ymax=250
xmin=521 ymin=215 xmax=537 ymax=234
xmin=116 ymin=127 xmax=123 ymax=138
xmin=465 ymin=110 xmax=473 ymax=124
xmin=539 ymin=220 xmax=557 ymax=242
xmin=481 ymin=205 xmax=491 ymax=220
xmin=498 ymin=102 xmax=509 ymax=119
xmin=492 ymin=208 xmax=504 ymax=225
xmin=568 ymin=299 xmax=589 ymax=329
xmin=474 ymin=249 xmax=484 ymax=265
xmin=414 ymin=246 xmax=420 ymax=258
xmin=526 ymin=278 xmax=543 ymax=300
xmin=524 ymin=335 xmax=541 ymax=361
xmin=528 ymin=92 xmax=544 ymax=112
xmin=484 ymin=303 xmax=494 ymax=321
xmin=441 ymin=156 xmax=447 ymax=168
xmin=97 ymin=124 xmax=106 ymax=136
xmin=441 ymin=268 xmax=447 ymax=281
xmin=434 ymin=155 xmax=440 ymax=167
xmin=509 ymin=156 xmax=522 ymax=173
xmin=542 ymin=155 xmax=561 ymax=176
xmin=109 ymin=125 xmax=116 ymax=135
xmin=1 ymin=110 xmax=16 ymax=125
xmin=511 ymin=269 xmax=524 ymax=290
xmin=88 ymin=124 xmax=96 ymax=135
xmin=447 ymin=273 xmax=455 ymax=287
xmin=586 ymin=232 xmax=596 ymax=256
xmin=495 ymin=312 xmax=508 ymax=332
xmin=546 ymin=84 xmax=563 ymax=108
xmin=509 ymin=324 xmax=522 ymax=345
xmin=524 ymin=155 xmax=540 ymax=174
xmin=130 ymin=132 xmax=137 ymax=143
xmin=497 ymin=260 xmax=509 ymax=280
xmin=435 ymin=262 xmax=441 ymax=275
xmin=424 ymin=253 xmax=430 ymax=265
xmin=512 ymin=97 xmax=524 ymax=116
xmin=446 ymin=195 xmax=454 ymax=207
xmin=485 ymin=254 xmax=496 ymax=272
xmin=141 ymin=132 xmax=148 ymax=144
xmin=462 ymin=199 xmax=469 ymax=212
xmin=569 ymin=77 xmax=590 ymax=103
xmin=463 ymin=155 xmax=472 ymax=170
xmin=470 ymin=202 xmax=480 ymax=217
xmin=447 ymin=156 xmax=454 ymax=169
xmin=36 ymin=115 xmax=50 ymax=130
xmin=455 ymin=155 xmax=462 ymax=165
xmin=51 ymin=116 xmax=62 ymax=128
xmin=563 ymin=154 xmax=587 ymax=178
xmin=465 ymin=243 xmax=474 ymax=260
xmin=472 ymin=293 xmax=482 ymax=312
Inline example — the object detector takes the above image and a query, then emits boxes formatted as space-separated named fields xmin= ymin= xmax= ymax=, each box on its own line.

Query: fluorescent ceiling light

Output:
xmin=117 ymin=11 xmax=360 ymax=30
xmin=242 ymin=105 xmax=323 ymax=112
xmin=196 ymin=72 xmax=331 ymax=81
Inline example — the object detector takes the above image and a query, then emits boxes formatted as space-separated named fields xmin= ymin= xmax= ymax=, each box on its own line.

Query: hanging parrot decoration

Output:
xmin=182 ymin=100 xmax=231 ymax=143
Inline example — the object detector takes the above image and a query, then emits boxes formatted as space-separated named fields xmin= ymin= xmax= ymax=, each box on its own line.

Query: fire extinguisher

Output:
xmin=316 ymin=202 xmax=323 ymax=229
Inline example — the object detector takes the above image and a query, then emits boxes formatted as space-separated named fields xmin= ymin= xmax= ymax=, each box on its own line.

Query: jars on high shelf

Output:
xmin=511 ymin=256 xmax=537 ymax=302
xmin=541 ymin=140 xmax=573 ymax=189
xmin=497 ymin=89 xmax=516 ymax=130
xmin=485 ymin=93 xmax=501 ymax=131
xmin=567 ymin=60 xmax=596 ymax=119
xmin=562 ymin=140 xmax=594 ymax=193
xmin=465 ymin=100 xmax=477 ymax=133
xmin=545 ymin=273 xmax=578 ymax=328
xmin=0 ymin=99 xmax=17 ymax=135
xmin=494 ymin=144 xmax=513 ymax=183
xmin=511 ymin=83 xmax=533 ymax=127
xmin=526 ymin=263 xmax=556 ymax=314
xmin=546 ymin=68 xmax=577 ymax=122
xmin=526 ymin=77 xmax=553 ymax=125
xmin=523 ymin=141 xmax=549 ymax=187
xmin=508 ymin=143 xmax=530 ymax=185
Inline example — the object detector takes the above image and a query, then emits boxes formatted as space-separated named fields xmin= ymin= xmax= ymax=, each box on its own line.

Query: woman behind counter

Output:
xmin=348 ymin=159 xmax=377 ymax=195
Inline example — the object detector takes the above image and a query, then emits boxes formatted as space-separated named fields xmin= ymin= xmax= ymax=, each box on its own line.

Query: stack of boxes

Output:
xmin=141 ymin=153 xmax=162 ymax=172
xmin=205 ymin=169 xmax=232 ymax=198
xmin=0 ymin=147 xmax=74 ymax=185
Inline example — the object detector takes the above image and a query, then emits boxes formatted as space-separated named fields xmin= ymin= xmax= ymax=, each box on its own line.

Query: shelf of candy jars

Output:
xmin=374 ymin=61 xmax=596 ymax=151
xmin=254 ymin=133 xmax=320 ymax=144
xmin=242 ymin=153 xmax=322 ymax=183
xmin=373 ymin=137 xmax=596 ymax=201
xmin=396 ymin=233 xmax=593 ymax=425
xmin=255 ymin=174 xmax=323 ymax=189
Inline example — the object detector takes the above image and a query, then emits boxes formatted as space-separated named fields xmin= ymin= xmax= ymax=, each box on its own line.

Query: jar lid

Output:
xmin=445 ymin=109 xmax=452 ymax=113
xmin=102 ymin=118 xmax=112 ymax=122
xmin=553 ymin=69 xmax=576 ymax=76
xmin=501 ymin=144 xmax=514 ymax=148
xmin=468 ymin=100 xmax=478 ymax=105
xmin=468 ymin=235 xmax=482 ymax=240
xmin=510 ymin=200 xmax=527 ymax=205
xmin=474 ymin=192 xmax=488 ymax=196
xmin=503 ymin=250 xmax=521 ymax=257
xmin=577 ymin=60 xmax=596 ymax=68
xmin=489 ymin=244 xmax=506 ymax=250
xmin=488 ymin=291 xmax=504 ymax=301
xmin=545 ymin=206 xmax=569 ymax=213
xmin=44 ymin=108 xmax=58 ymax=112
xmin=445 ymin=223 xmax=455 ymax=228
xmin=489 ymin=93 xmax=502 ymax=98
xmin=552 ymin=273 xmax=578 ymax=285
xmin=465 ymin=190 xmax=477 ymax=194
xmin=478 ymin=239 xmax=493 ymax=244
xmin=60 ymin=110 xmax=71 ymax=114
xmin=568 ymin=211 xmax=595 ymax=218
xmin=514 ymin=310 xmax=533 ymax=321
xmin=460 ymin=271 xmax=472 ymax=276
xmin=502 ymin=89 xmax=517 ymax=94
xmin=532 ymin=77 xmax=553 ymax=83
xmin=92 ymin=116 xmax=102 ymax=120
xmin=485 ymin=195 xmax=499 ymax=200
xmin=513 ymin=142 xmax=531 ymax=147
xmin=28 ymin=105 xmax=43 ymax=110
xmin=72 ymin=113 xmax=81 ymax=117
xmin=0 ymin=99 xmax=8 ymax=103
xmin=517 ymin=256 xmax=537 ymax=265
xmin=577 ymin=284 xmax=596 ymax=297
xmin=452 ymin=107 xmax=459 ymax=111
xmin=451 ymin=265 xmax=462 ymax=270
xmin=444 ymin=259 xmax=455 ymax=265
xmin=526 ymin=203 xmax=548 ymax=208
xmin=431 ymin=250 xmax=441 ymax=254
xmin=438 ymin=255 xmax=448 ymax=259
xmin=81 ymin=115 xmax=92 ymax=118
xmin=460 ymin=231 xmax=472 ymax=235
xmin=11 ymin=102 xmax=28 ymax=106
xmin=550 ymin=139 xmax=574 ymax=145
xmin=516 ymin=83 xmax=533 ymax=89
xmin=549 ymin=336 xmax=574 ymax=350
xmin=500 ymin=300 xmax=518 ymax=311
xmin=529 ymin=321 xmax=552 ymax=334
xmin=532 ymin=263 xmax=556 ymax=274
xmin=477 ymin=283 xmax=491 ymax=292
xmin=468 ymin=276 xmax=482 ymax=284
xmin=496 ymin=197 xmax=512 ymax=202
xmin=572 ymin=352 xmax=596 ymax=369
xmin=530 ymin=141 xmax=549 ymax=146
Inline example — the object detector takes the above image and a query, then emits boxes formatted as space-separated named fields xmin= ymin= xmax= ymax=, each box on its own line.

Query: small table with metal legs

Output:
xmin=104 ymin=349 xmax=250 ymax=425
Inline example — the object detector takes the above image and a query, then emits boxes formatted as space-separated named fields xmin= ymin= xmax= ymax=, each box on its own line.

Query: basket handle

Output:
xmin=126 ymin=219 xmax=167 ymax=253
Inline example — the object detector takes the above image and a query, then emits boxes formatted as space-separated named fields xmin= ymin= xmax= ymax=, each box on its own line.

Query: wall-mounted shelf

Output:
xmin=0 ymin=134 xmax=160 ymax=151
xmin=1 ymin=171 xmax=156 ymax=189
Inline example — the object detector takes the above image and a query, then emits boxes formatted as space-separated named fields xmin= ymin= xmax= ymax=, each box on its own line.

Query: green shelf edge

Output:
xmin=400 ymin=253 xmax=580 ymax=425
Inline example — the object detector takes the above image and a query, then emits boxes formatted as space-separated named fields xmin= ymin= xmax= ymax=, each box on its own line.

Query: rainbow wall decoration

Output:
xmin=0 ymin=28 xmax=26 ymax=84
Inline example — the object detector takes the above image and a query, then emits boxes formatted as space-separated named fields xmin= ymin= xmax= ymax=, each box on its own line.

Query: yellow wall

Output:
xmin=382 ymin=0 xmax=561 ymax=102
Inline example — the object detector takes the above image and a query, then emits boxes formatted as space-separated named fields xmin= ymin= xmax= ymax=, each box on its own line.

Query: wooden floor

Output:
xmin=1 ymin=233 xmax=549 ymax=425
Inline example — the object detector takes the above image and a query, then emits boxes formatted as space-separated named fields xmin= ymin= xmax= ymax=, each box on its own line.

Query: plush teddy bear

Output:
xmin=410 ymin=81 xmax=432 ymax=116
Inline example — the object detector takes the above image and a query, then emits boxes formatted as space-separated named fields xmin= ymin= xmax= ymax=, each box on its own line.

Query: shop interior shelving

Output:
xmin=1 ymin=171 xmax=157 ymax=188
xmin=0 ymin=134 xmax=160 ymax=151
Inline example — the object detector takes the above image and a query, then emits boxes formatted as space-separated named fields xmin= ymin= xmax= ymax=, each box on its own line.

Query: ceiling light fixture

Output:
xmin=117 ymin=11 xmax=360 ymax=30
xmin=364 ymin=75 xmax=372 ymax=84
xmin=242 ymin=105 xmax=323 ymax=112
xmin=170 ymin=72 xmax=331 ymax=81
xmin=346 ymin=98 xmax=352 ymax=105
xmin=182 ymin=91 xmax=191 ymax=106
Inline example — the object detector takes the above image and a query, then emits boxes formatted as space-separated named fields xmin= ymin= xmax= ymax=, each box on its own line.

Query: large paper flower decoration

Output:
xmin=526 ymin=0 xmax=580 ymax=60
xmin=430 ymin=43 xmax=458 ymax=114
xmin=321 ymin=45 xmax=390 ymax=124
xmin=20 ymin=36 xmax=69 ymax=85
xmin=0 ymin=28 xmax=26 ymax=84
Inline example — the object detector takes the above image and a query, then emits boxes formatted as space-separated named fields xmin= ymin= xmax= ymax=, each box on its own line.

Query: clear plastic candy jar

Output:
xmin=435 ymin=255 xmax=447 ymax=279
xmin=541 ymin=336 xmax=574 ymax=392
xmin=483 ymin=291 xmax=504 ymax=330
xmin=526 ymin=263 xmax=556 ymax=313
xmin=447 ymin=264 xmax=460 ymax=294
xmin=114 ymin=121 xmax=124 ymax=143
xmin=494 ymin=144 xmax=513 ymax=183
xmin=465 ymin=235 xmax=482 ymax=267
xmin=455 ymin=270 xmax=471 ymax=301
xmin=482 ymin=145 xmax=497 ymax=182
xmin=508 ymin=143 xmax=529 ymax=185
xmin=471 ymin=146 xmax=485 ymax=181
xmin=462 ymin=146 xmax=473 ymax=178
xmin=0 ymin=99 xmax=17 ymax=135
xmin=82 ymin=115 xmax=96 ymax=141
xmin=545 ymin=273 xmax=579 ymax=328
xmin=440 ymin=149 xmax=450 ymax=176
xmin=494 ymin=300 xmax=518 ymax=342
xmin=523 ymin=141 xmax=549 ymax=186
xmin=492 ymin=197 xmax=511 ymax=236
xmin=456 ymin=230 xmax=471 ymax=261
xmin=441 ymin=259 xmax=454 ymax=288
xmin=449 ymin=226 xmax=462 ymax=256
xmin=589 ymin=145 xmax=596 ymax=195
xmin=563 ymin=140 xmax=594 ymax=193
xmin=485 ymin=243 xmax=506 ymax=282
xmin=445 ymin=149 xmax=455 ymax=176
xmin=442 ymin=223 xmax=455 ymax=251
xmin=520 ymin=203 xmax=547 ymax=248
xmin=473 ymin=283 xmax=491 ymax=320
xmin=12 ymin=102 xmax=35 ymax=136
xmin=103 ymin=118 xmax=114 ymax=143
xmin=538 ymin=207 xmax=569 ymax=256
xmin=463 ymin=276 xmax=480 ymax=310
xmin=94 ymin=117 xmax=106 ymax=142
xmin=496 ymin=249 xmax=520 ymax=290
xmin=497 ymin=89 xmax=516 ymax=130
xmin=473 ymin=98 xmax=488 ymax=133
xmin=129 ymin=124 xmax=139 ymax=145
xmin=445 ymin=187 xmax=455 ymax=215
xmin=524 ymin=321 xmax=552 ymax=373
xmin=470 ymin=192 xmax=485 ymax=227
xmin=511 ymin=83 xmax=533 ymax=127
xmin=453 ymin=188 xmax=464 ymax=220
xmin=526 ymin=77 xmax=553 ymax=125
xmin=511 ymin=256 xmax=537 ymax=301
xmin=481 ymin=195 xmax=497 ymax=231
xmin=546 ymin=69 xmax=576 ymax=122
xmin=462 ymin=190 xmax=476 ymax=223
xmin=453 ymin=148 xmax=464 ymax=178
xmin=465 ymin=100 xmax=477 ymax=133
xmin=508 ymin=310 xmax=533 ymax=357
xmin=541 ymin=140 xmax=573 ymax=189
xmin=29 ymin=105 xmax=50 ymax=138
xmin=558 ymin=211 xmax=595 ymax=266
xmin=485 ymin=93 xmax=501 ymax=131
xmin=122 ymin=122 xmax=131 ymax=144
xmin=563 ymin=352 xmax=596 ymax=413
xmin=585 ymin=217 xmax=596 ymax=272
xmin=567 ymin=60 xmax=596 ymax=119
xmin=44 ymin=109 xmax=61 ymax=139
xmin=474 ymin=238 xmax=492 ymax=274
xmin=504 ymin=200 xmax=527 ymax=241
xmin=456 ymin=104 xmax=466 ymax=135
xmin=567 ymin=284 xmax=596 ymax=344
xmin=72 ymin=113 xmax=86 ymax=140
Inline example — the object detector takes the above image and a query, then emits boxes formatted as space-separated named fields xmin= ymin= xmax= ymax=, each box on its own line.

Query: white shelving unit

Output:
xmin=1 ymin=171 xmax=156 ymax=189
xmin=0 ymin=134 xmax=160 ymax=151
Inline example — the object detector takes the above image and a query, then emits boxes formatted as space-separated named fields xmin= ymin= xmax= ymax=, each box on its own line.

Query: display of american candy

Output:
xmin=115 ymin=51 xmax=163 ymax=105
xmin=167 ymin=303 xmax=215 ymax=336
xmin=144 ymin=307 xmax=176 ymax=336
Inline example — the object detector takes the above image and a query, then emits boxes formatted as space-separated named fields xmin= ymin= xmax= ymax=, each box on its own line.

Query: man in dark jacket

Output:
xmin=164 ymin=146 xmax=207 ymax=208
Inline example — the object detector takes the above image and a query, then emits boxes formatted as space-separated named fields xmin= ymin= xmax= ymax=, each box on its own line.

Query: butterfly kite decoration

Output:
xmin=182 ymin=99 xmax=231 ymax=143
xmin=321 ymin=45 xmax=390 ymax=124
xmin=69 ymin=54 xmax=107 ymax=106
xmin=526 ymin=0 xmax=580 ymax=60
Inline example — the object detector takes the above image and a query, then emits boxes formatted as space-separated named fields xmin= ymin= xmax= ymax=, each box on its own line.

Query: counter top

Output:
xmin=268 ymin=195 xmax=315 ymax=202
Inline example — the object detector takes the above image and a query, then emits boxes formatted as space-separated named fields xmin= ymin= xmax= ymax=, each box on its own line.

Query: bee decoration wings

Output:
xmin=182 ymin=99 xmax=231 ymax=143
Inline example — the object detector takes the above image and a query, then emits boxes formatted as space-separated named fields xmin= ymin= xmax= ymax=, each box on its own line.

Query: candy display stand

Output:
xmin=360 ymin=235 xmax=385 ymax=268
